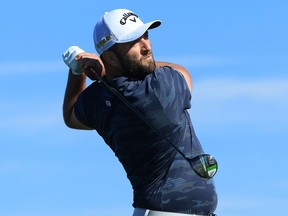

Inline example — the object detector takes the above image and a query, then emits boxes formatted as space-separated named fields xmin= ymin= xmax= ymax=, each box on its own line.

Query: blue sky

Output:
xmin=0 ymin=0 xmax=287 ymax=215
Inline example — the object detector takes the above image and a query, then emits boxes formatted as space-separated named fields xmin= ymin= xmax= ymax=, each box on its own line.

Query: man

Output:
xmin=62 ymin=8 xmax=217 ymax=216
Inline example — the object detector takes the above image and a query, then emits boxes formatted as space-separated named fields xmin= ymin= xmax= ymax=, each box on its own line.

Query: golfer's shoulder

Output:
xmin=154 ymin=65 xmax=191 ymax=89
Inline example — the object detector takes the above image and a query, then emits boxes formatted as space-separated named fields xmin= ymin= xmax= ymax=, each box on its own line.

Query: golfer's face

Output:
xmin=116 ymin=31 xmax=156 ymax=79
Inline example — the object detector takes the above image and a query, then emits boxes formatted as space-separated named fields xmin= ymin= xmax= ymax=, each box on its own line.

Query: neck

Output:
xmin=104 ymin=65 xmax=125 ymax=82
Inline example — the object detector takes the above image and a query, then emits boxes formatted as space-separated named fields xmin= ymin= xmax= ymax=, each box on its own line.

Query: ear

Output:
xmin=102 ymin=51 xmax=120 ymax=67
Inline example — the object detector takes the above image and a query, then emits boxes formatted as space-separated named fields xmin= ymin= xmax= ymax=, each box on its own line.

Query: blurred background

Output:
xmin=0 ymin=0 xmax=287 ymax=215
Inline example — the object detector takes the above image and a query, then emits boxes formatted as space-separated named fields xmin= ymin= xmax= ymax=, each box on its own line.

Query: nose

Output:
xmin=139 ymin=37 xmax=151 ymax=54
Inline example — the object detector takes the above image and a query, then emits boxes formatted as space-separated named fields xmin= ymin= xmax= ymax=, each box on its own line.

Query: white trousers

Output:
xmin=133 ymin=208 xmax=208 ymax=216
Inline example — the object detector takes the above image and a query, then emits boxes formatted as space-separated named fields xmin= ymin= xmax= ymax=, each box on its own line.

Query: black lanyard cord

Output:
xmin=97 ymin=76 xmax=189 ymax=161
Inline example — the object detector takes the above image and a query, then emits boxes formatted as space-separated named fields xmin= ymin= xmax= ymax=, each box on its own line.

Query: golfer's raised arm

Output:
xmin=63 ymin=69 xmax=92 ymax=130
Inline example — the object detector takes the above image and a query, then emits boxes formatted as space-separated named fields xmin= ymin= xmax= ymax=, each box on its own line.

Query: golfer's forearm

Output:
xmin=63 ymin=69 xmax=86 ymax=126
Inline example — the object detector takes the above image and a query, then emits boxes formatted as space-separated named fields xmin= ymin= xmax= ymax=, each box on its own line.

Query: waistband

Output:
xmin=133 ymin=208 xmax=216 ymax=216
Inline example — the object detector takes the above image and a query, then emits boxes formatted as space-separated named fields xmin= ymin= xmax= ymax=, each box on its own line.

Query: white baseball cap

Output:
xmin=93 ymin=8 xmax=161 ymax=55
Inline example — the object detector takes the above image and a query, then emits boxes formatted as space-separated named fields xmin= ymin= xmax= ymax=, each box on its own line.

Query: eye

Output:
xmin=126 ymin=31 xmax=149 ymax=48
xmin=143 ymin=31 xmax=149 ymax=39
xmin=128 ymin=40 xmax=137 ymax=47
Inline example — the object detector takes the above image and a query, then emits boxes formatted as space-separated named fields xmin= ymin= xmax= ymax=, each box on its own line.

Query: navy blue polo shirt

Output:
xmin=74 ymin=66 xmax=217 ymax=214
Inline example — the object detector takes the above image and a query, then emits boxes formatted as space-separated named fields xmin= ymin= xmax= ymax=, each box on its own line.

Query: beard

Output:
xmin=118 ymin=53 xmax=156 ymax=79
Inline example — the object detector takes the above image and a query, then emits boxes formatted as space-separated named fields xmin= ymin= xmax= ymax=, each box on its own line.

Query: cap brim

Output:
xmin=115 ymin=20 xmax=161 ymax=43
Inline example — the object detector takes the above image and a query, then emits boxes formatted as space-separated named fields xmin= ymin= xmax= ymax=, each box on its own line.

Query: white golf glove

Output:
xmin=62 ymin=46 xmax=85 ymax=75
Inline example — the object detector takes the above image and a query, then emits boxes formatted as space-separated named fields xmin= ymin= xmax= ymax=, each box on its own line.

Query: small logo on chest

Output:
xmin=105 ymin=100 xmax=112 ymax=107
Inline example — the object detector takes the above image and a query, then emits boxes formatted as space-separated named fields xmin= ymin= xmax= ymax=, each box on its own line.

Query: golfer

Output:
xmin=62 ymin=8 xmax=217 ymax=216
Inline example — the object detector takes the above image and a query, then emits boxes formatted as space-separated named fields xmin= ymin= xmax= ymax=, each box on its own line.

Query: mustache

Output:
xmin=141 ymin=51 xmax=153 ymax=61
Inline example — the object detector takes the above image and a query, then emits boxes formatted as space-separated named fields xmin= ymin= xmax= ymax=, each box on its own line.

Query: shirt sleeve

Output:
xmin=149 ymin=66 xmax=192 ymax=124
xmin=73 ymin=85 xmax=95 ymax=129
xmin=73 ymin=81 xmax=111 ymax=135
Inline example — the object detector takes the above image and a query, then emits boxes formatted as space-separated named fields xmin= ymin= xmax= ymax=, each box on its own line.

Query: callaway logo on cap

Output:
xmin=119 ymin=12 xmax=138 ymax=25
xmin=93 ymin=8 xmax=161 ymax=54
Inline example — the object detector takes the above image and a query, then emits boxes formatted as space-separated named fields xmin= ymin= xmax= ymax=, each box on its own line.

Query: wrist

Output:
xmin=69 ymin=69 xmax=86 ymax=78
xmin=63 ymin=46 xmax=85 ymax=74
xmin=71 ymin=69 xmax=84 ymax=75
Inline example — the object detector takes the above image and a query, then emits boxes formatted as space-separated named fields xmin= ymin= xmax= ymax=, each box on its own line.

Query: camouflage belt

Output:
xmin=133 ymin=208 xmax=216 ymax=216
